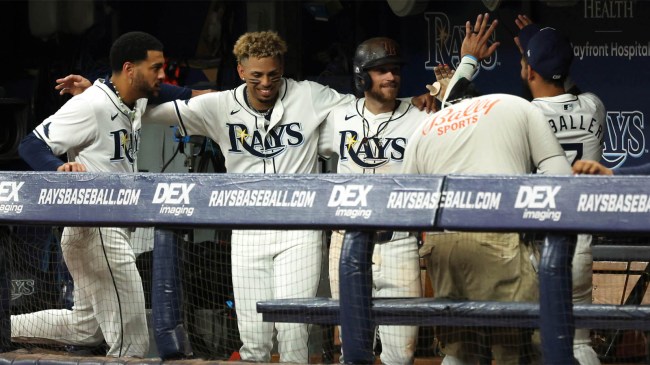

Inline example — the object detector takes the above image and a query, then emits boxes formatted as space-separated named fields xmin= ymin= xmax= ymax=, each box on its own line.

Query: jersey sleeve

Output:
xmin=318 ymin=108 xmax=338 ymax=159
xmin=149 ymin=84 xmax=192 ymax=104
xmin=144 ymin=93 xmax=218 ymax=137
xmin=33 ymin=95 xmax=97 ymax=156
xmin=309 ymin=81 xmax=356 ymax=123
xmin=527 ymin=104 xmax=571 ymax=175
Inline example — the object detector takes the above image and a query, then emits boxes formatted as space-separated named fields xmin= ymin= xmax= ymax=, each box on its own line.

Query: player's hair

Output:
xmin=110 ymin=31 xmax=163 ymax=73
xmin=232 ymin=31 xmax=287 ymax=64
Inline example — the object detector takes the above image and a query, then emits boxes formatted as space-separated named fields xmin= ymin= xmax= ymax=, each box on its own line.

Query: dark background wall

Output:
xmin=0 ymin=0 xmax=647 ymax=170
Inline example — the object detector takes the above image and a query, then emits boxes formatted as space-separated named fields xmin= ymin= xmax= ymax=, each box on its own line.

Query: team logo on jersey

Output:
xmin=42 ymin=122 xmax=51 ymax=138
xmin=338 ymin=131 xmax=406 ymax=169
xmin=424 ymin=12 xmax=498 ymax=72
xmin=514 ymin=185 xmax=563 ymax=222
xmin=226 ymin=122 xmax=304 ymax=158
xmin=110 ymin=128 xmax=141 ymax=164
xmin=602 ymin=110 xmax=646 ymax=168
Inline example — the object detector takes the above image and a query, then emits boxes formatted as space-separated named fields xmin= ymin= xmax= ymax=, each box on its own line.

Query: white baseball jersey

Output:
xmin=34 ymin=79 xmax=145 ymax=173
xmin=17 ymin=79 xmax=149 ymax=357
xmin=323 ymin=98 xmax=430 ymax=174
xmin=144 ymin=78 xmax=355 ymax=173
xmin=532 ymin=92 xmax=605 ymax=163
xmin=403 ymin=93 xmax=570 ymax=175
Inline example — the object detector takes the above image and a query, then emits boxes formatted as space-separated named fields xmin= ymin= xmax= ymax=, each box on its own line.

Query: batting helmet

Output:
xmin=353 ymin=37 xmax=404 ymax=94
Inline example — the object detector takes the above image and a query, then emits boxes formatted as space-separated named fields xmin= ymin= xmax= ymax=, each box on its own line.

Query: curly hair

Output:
xmin=232 ymin=31 xmax=288 ymax=64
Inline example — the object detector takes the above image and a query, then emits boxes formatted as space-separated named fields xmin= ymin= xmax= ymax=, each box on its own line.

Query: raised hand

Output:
xmin=426 ymin=64 xmax=455 ymax=101
xmin=460 ymin=13 xmax=500 ymax=62
xmin=55 ymin=74 xmax=92 ymax=96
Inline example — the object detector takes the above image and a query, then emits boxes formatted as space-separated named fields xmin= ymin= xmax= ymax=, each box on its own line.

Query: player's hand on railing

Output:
xmin=55 ymin=74 xmax=92 ymax=96
xmin=57 ymin=162 xmax=87 ymax=172
xmin=461 ymin=13 xmax=500 ymax=61
xmin=572 ymin=160 xmax=614 ymax=176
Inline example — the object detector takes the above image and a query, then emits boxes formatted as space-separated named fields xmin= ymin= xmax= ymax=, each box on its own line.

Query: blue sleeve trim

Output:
xmin=461 ymin=54 xmax=478 ymax=62
xmin=18 ymin=133 xmax=65 ymax=171
xmin=150 ymin=84 xmax=192 ymax=104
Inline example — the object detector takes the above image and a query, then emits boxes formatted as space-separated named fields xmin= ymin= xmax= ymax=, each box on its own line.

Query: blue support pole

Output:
xmin=152 ymin=228 xmax=193 ymax=360
xmin=339 ymin=231 xmax=375 ymax=364
xmin=539 ymin=234 xmax=577 ymax=365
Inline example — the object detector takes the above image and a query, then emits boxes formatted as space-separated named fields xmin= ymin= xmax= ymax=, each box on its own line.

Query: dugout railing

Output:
xmin=0 ymin=171 xmax=648 ymax=364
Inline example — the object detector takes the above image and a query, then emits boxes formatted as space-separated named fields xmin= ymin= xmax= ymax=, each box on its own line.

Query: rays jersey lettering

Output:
xmin=338 ymin=130 xmax=406 ymax=168
xmin=424 ymin=12 xmax=497 ymax=72
xmin=226 ymin=122 xmax=304 ymax=158
xmin=110 ymin=128 xmax=141 ymax=164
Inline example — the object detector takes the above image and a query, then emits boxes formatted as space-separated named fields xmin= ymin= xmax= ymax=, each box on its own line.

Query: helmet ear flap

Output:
xmin=354 ymin=70 xmax=372 ymax=95
xmin=362 ymin=72 xmax=372 ymax=91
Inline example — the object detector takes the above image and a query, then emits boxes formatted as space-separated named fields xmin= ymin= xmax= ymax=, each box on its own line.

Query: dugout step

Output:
xmin=258 ymin=298 xmax=650 ymax=330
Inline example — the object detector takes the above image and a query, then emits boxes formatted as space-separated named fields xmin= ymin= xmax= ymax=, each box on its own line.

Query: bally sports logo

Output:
xmin=514 ymin=185 xmax=563 ymax=222
xmin=152 ymin=183 xmax=195 ymax=217
xmin=328 ymin=184 xmax=373 ymax=219
xmin=0 ymin=181 xmax=24 ymax=214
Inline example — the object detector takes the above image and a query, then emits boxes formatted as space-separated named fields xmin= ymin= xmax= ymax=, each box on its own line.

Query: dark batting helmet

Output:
xmin=353 ymin=37 xmax=404 ymax=94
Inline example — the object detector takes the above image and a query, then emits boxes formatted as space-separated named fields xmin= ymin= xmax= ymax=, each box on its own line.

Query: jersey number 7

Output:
xmin=561 ymin=143 xmax=583 ymax=166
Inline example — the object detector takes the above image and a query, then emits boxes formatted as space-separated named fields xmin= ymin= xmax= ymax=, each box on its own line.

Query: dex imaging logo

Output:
xmin=0 ymin=181 xmax=25 ymax=214
xmin=152 ymin=183 xmax=195 ymax=217
xmin=514 ymin=185 xmax=562 ymax=222
xmin=328 ymin=184 xmax=373 ymax=219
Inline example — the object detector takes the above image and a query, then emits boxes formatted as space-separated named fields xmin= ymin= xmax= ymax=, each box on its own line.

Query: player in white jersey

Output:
xmin=15 ymin=32 xmax=165 ymax=357
xmin=322 ymin=37 xmax=431 ymax=365
xmin=518 ymin=24 xmax=605 ymax=365
xmin=144 ymin=31 xmax=431 ymax=363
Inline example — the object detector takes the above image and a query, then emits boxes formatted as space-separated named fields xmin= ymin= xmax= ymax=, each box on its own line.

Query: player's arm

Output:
xmin=19 ymin=97 xmax=96 ymax=172
xmin=56 ymin=74 xmax=213 ymax=101
xmin=572 ymin=160 xmax=613 ymax=175
xmin=18 ymin=133 xmax=79 ymax=171
xmin=441 ymin=13 xmax=499 ymax=106
xmin=143 ymin=94 xmax=214 ymax=138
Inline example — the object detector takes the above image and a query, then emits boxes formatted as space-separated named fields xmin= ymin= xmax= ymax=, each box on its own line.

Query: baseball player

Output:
xmin=402 ymin=16 xmax=573 ymax=365
xmin=144 ymin=30 xmax=435 ymax=363
xmin=518 ymin=23 xmax=605 ymax=365
xmin=324 ymin=18 xmax=498 ymax=362
xmin=323 ymin=37 xmax=428 ymax=365
xmin=15 ymin=31 xmax=166 ymax=357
